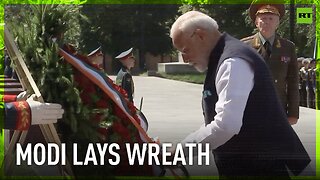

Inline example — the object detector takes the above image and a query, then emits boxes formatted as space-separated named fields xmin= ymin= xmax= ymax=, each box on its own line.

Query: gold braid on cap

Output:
xmin=256 ymin=5 xmax=280 ymax=16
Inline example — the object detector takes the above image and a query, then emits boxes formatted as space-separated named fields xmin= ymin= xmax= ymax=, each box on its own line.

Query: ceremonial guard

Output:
xmin=115 ymin=48 xmax=135 ymax=103
xmin=87 ymin=46 xmax=104 ymax=70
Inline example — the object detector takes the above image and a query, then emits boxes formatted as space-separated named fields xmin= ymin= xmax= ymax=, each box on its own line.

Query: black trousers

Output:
xmin=213 ymin=153 xmax=291 ymax=180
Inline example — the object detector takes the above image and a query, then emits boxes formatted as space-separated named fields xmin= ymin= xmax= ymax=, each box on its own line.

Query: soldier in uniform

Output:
xmin=299 ymin=58 xmax=310 ymax=107
xmin=87 ymin=46 xmax=104 ymax=70
xmin=241 ymin=1 xmax=300 ymax=125
xmin=115 ymin=48 xmax=135 ymax=103
xmin=307 ymin=58 xmax=316 ymax=108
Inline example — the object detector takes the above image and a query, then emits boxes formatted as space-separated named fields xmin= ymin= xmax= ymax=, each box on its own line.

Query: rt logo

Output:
xmin=297 ymin=8 xmax=312 ymax=24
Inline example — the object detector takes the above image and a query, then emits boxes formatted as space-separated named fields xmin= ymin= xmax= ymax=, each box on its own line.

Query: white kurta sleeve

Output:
xmin=181 ymin=57 xmax=254 ymax=151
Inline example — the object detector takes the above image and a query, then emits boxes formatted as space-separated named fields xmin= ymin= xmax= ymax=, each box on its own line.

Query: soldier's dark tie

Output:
xmin=263 ymin=41 xmax=272 ymax=60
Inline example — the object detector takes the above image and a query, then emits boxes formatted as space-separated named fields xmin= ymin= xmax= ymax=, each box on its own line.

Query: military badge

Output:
xmin=281 ymin=56 xmax=291 ymax=63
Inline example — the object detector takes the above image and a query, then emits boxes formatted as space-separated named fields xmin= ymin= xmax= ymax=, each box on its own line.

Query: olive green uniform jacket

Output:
xmin=242 ymin=33 xmax=299 ymax=118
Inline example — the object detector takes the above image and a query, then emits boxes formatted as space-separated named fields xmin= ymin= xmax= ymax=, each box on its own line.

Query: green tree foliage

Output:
xmin=291 ymin=2 xmax=316 ymax=57
xmin=5 ymin=4 xmax=148 ymax=176
xmin=79 ymin=4 xmax=178 ymax=71
xmin=5 ymin=6 xmax=114 ymax=175
xmin=5 ymin=4 xmax=90 ymax=137
xmin=178 ymin=4 xmax=252 ymax=39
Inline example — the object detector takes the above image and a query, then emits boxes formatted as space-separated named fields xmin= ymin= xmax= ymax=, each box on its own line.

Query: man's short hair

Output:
xmin=170 ymin=11 xmax=219 ymax=38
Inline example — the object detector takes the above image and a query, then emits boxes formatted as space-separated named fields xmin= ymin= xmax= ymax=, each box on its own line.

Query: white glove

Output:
xmin=26 ymin=96 xmax=64 ymax=125
xmin=16 ymin=91 xmax=28 ymax=101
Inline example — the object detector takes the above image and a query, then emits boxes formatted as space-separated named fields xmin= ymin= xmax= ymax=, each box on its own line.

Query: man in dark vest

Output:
xmin=241 ymin=1 xmax=299 ymax=125
xmin=170 ymin=10 xmax=310 ymax=179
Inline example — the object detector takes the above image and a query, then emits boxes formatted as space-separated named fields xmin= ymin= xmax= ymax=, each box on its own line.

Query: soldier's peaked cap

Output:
xmin=249 ymin=0 xmax=285 ymax=21
xmin=88 ymin=46 xmax=102 ymax=57
xmin=115 ymin=48 xmax=133 ymax=59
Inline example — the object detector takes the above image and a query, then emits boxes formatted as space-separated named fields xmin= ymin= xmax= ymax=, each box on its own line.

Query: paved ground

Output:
xmin=124 ymin=75 xmax=317 ymax=177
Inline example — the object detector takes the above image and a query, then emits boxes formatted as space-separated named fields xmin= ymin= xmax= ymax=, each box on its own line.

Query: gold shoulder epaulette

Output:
xmin=240 ymin=35 xmax=254 ymax=42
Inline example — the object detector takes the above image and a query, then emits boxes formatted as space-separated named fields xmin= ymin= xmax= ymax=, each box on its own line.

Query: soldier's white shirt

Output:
xmin=181 ymin=57 xmax=254 ymax=151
